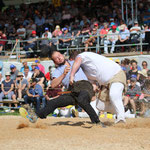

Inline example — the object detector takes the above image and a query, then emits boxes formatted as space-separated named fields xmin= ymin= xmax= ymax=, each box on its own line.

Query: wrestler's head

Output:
xmin=50 ymin=51 xmax=65 ymax=66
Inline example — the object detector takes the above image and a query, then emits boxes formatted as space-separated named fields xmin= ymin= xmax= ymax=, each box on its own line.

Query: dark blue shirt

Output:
xmin=29 ymin=84 xmax=43 ymax=97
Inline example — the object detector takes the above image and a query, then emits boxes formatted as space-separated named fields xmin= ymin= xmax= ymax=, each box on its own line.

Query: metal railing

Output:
xmin=0 ymin=30 xmax=149 ymax=62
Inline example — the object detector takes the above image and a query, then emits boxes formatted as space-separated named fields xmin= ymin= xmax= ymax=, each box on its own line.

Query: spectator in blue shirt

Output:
xmin=20 ymin=61 xmax=32 ymax=73
xmin=24 ymin=78 xmax=45 ymax=111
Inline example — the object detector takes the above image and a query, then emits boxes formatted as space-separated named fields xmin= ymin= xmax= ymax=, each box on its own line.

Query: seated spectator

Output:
xmin=40 ymin=33 xmax=51 ymax=47
xmin=23 ymin=66 xmax=33 ymax=82
xmin=20 ymin=61 xmax=32 ymax=73
xmin=10 ymin=64 xmax=19 ymax=81
xmin=100 ymin=22 xmax=109 ymax=45
xmin=80 ymin=15 xmax=90 ymax=27
xmin=123 ymin=77 xmax=141 ymax=114
xmin=130 ymin=59 xmax=141 ymax=71
xmin=71 ymin=22 xmax=81 ymax=37
xmin=59 ymin=27 xmax=72 ymax=48
xmin=24 ymin=30 xmax=38 ymax=57
xmin=52 ymin=25 xmax=62 ymax=37
xmin=26 ymin=19 xmax=36 ymax=38
xmin=104 ymin=25 xmax=119 ymax=54
xmin=8 ymin=27 xmax=17 ymax=40
xmin=116 ymin=24 xmax=130 ymax=52
xmin=31 ymin=62 xmax=37 ymax=73
xmin=0 ymin=72 xmax=17 ymax=107
xmin=127 ymin=60 xmax=138 ymax=84
xmin=15 ymin=72 xmax=28 ymax=101
xmin=32 ymin=66 xmax=46 ymax=88
xmin=24 ymin=78 xmax=45 ymax=111
xmin=80 ymin=23 xmax=91 ymax=44
xmin=16 ymin=24 xmax=26 ymax=40
xmin=141 ymin=61 xmax=149 ymax=71
xmin=0 ymin=30 xmax=7 ymax=55
xmin=84 ymin=28 xmax=97 ymax=51
xmin=35 ymin=60 xmax=45 ymax=75
xmin=41 ymin=27 xmax=52 ymax=39
xmin=130 ymin=21 xmax=141 ymax=43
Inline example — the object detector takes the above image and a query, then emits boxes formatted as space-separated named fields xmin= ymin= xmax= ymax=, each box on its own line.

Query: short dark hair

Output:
xmin=142 ymin=61 xmax=148 ymax=66
xmin=124 ymin=58 xmax=130 ymax=65
xmin=130 ymin=59 xmax=137 ymax=65
xmin=49 ymin=50 xmax=57 ymax=59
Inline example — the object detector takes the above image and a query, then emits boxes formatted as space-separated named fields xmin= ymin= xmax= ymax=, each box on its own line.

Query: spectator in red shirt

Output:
xmin=45 ymin=66 xmax=56 ymax=81
xmin=0 ymin=30 xmax=7 ymax=55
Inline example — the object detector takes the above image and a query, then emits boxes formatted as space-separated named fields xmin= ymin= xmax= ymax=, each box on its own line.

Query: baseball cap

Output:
xmin=10 ymin=64 xmax=16 ymax=69
xmin=112 ymin=25 xmax=117 ymax=29
xmin=45 ymin=27 xmax=49 ymax=31
xmin=5 ymin=72 xmax=11 ymax=76
xmin=32 ymin=30 xmax=36 ymax=34
xmin=34 ymin=66 xmax=39 ymax=70
xmin=94 ymin=23 xmax=98 ymax=26
xmin=17 ymin=72 xmax=23 ymax=76
xmin=55 ymin=25 xmax=60 ymax=29
xmin=35 ymin=60 xmax=40 ymax=63
xmin=110 ymin=22 xmax=115 ymax=26
xmin=134 ymin=21 xmax=138 ymax=24
xmin=63 ymin=27 xmax=68 ymax=31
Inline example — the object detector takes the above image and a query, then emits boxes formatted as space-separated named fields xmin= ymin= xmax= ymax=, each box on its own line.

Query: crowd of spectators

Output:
xmin=0 ymin=52 xmax=150 ymax=118
xmin=0 ymin=0 xmax=149 ymax=56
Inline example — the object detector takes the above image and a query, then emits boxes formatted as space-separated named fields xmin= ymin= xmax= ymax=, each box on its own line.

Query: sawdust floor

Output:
xmin=0 ymin=116 xmax=150 ymax=150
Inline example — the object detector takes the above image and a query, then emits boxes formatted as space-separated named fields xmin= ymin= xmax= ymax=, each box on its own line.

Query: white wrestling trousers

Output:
xmin=96 ymin=82 xmax=126 ymax=122
xmin=78 ymin=100 xmax=99 ymax=118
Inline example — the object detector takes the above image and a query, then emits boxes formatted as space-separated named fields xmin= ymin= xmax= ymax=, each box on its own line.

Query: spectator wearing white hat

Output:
xmin=116 ymin=24 xmax=130 ymax=52
xmin=0 ymin=72 xmax=17 ymax=107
